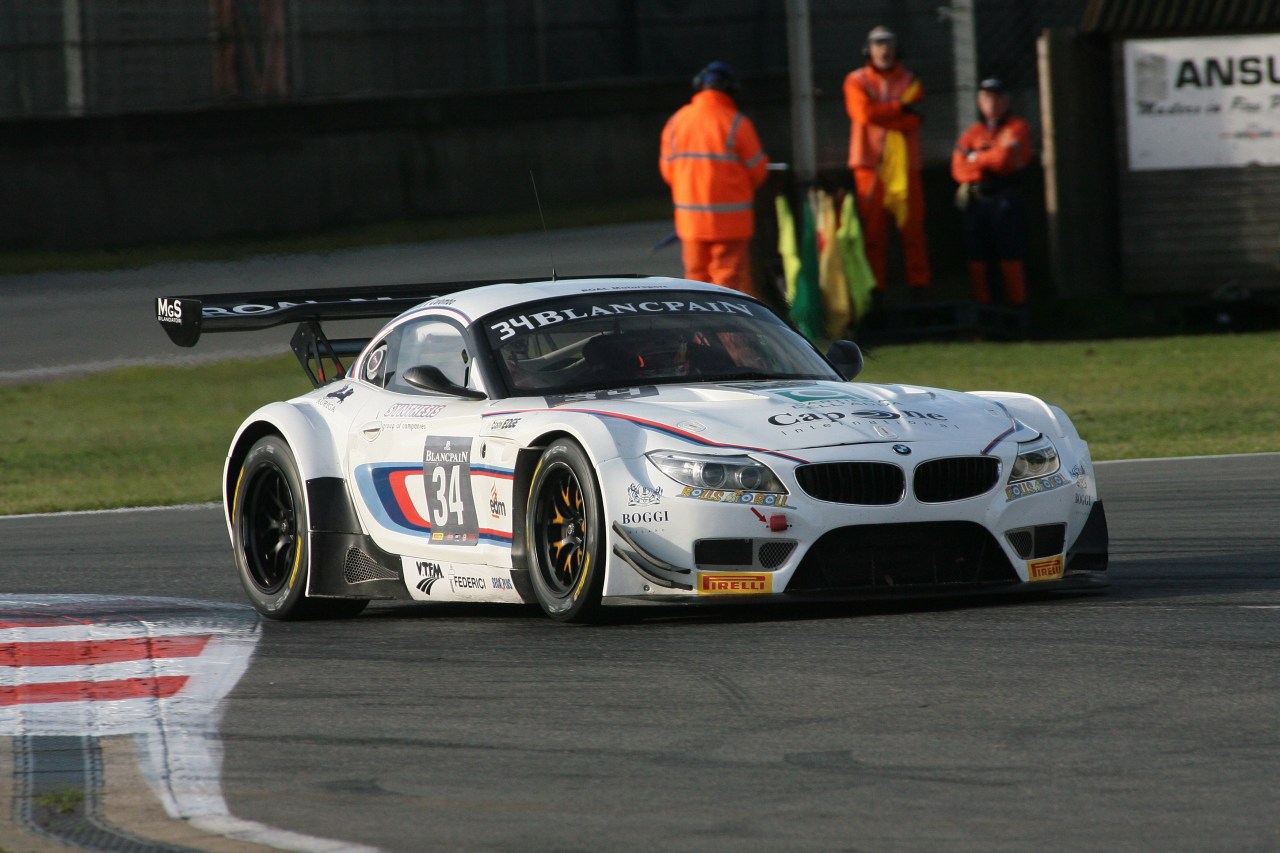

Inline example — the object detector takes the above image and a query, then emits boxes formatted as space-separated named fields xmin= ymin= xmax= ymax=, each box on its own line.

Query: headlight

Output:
xmin=1008 ymin=434 xmax=1060 ymax=483
xmin=646 ymin=451 xmax=788 ymax=493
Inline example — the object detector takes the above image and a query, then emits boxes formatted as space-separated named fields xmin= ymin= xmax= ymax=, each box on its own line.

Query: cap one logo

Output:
xmin=892 ymin=444 xmax=911 ymax=455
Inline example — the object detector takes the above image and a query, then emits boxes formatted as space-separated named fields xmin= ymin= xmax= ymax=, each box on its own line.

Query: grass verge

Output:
xmin=858 ymin=333 xmax=1280 ymax=460
xmin=3 ymin=331 xmax=1277 ymax=515
xmin=1 ymin=357 xmax=306 ymax=515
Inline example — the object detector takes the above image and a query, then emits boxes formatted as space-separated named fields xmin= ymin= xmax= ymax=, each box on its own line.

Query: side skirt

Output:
xmin=306 ymin=477 xmax=411 ymax=601
xmin=308 ymin=532 xmax=411 ymax=600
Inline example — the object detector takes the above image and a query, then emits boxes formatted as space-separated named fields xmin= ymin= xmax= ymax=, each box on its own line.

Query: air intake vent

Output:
xmin=788 ymin=522 xmax=1018 ymax=591
xmin=795 ymin=462 xmax=904 ymax=505
xmin=758 ymin=541 xmax=797 ymax=569
xmin=695 ymin=539 xmax=753 ymax=567
xmin=1007 ymin=529 xmax=1034 ymax=559
xmin=913 ymin=457 xmax=1001 ymax=503
xmin=1006 ymin=524 xmax=1066 ymax=559
xmin=344 ymin=547 xmax=398 ymax=583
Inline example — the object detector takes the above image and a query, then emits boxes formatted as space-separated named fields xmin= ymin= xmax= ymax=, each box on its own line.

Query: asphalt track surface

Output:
xmin=3 ymin=453 xmax=1279 ymax=852
xmin=5 ymin=229 xmax=1280 ymax=849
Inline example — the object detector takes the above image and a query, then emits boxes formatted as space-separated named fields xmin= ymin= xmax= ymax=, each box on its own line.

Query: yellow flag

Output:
xmin=816 ymin=191 xmax=851 ymax=339
xmin=880 ymin=130 xmax=910 ymax=230
xmin=775 ymin=194 xmax=801 ymax=305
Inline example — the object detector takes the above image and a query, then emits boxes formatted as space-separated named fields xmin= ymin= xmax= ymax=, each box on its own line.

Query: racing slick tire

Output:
xmin=231 ymin=436 xmax=368 ymax=620
xmin=526 ymin=439 xmax=607 ymax=623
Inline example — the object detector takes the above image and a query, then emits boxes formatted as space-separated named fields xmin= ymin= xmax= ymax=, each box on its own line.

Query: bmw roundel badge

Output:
xmin=892 ymin=444 xmax=912 ymax=455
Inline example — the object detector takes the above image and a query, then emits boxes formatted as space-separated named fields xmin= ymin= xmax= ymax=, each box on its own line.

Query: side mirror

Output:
xmin=826 ymin=340 xmax=863 ymax=380
xmin=402 ymin=365 xmax=487 ymax=400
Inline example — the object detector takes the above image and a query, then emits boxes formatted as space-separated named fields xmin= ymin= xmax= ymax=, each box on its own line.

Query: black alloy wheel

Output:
xmin=527 ymin=439 xmax=606 ymax=623
xmin=241 ymin=460 xmax=299 ymax=595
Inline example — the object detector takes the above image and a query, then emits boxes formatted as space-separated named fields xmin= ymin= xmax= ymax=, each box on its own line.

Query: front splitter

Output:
xmin=603 ymin=572 xmax=1109 ymax=607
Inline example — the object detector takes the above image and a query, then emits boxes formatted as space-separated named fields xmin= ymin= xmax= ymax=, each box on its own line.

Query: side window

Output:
xmin=386 ymin=319 xmax=472 ymax=395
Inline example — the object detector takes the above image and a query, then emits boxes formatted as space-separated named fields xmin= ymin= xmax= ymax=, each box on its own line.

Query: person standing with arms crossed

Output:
xmin=844 ymin=26 xmax=932 ymax=300
xmin=951 ymin=77 xmax=1033 ymax=306
xmin=660 ymin=61 xmax=770 ymax=297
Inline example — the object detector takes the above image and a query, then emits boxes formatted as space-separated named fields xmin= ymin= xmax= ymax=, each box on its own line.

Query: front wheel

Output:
xmin=231 ymin=435 xmax=367 ymax=620
xmin=526 ymin=439 xmax=606 ymax=623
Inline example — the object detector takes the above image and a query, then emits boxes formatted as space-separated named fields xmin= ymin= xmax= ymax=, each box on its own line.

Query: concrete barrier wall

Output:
xmin=0 ymin=79 xmax=796 ymax=251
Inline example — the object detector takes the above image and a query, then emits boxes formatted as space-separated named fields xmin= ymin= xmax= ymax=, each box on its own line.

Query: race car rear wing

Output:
xmin=155 ymin=280 xmax=497 ymax=348
xmin=155 ymin=275 xmax=646 ymax=387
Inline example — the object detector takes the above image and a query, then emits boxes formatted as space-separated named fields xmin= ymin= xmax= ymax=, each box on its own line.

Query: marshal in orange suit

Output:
xmin=844 ymin=26 xmax=932 ymax=296
xmin=661 ymin=62 xmax=770 ymax=297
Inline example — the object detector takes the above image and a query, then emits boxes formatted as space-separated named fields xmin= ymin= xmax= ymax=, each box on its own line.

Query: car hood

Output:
xmin=536 ymin=380 xmax=1020 ymax=453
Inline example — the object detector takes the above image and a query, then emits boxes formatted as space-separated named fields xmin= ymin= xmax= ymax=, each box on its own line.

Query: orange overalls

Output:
xmin=951 ymin=114 xmax=1033 ymax=305
xmin=660 ymin=89 xmax=770 ymax=296
xmin=844 ymin=63 xmax=931 ymax=292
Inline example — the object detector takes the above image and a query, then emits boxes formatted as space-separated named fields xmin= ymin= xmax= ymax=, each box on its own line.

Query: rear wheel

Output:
xmin=232 ymin=435 xmax=367 ymax=620
xmin=526 ymin=439 xmax=606 ymax=623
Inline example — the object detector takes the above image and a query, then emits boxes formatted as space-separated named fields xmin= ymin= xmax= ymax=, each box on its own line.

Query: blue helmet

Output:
xmin=693 ymin=61 xmax=739 ymax=94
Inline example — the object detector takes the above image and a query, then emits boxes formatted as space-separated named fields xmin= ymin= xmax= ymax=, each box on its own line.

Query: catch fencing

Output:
xmin=4 ymin=1 xmax=1087 ymax=128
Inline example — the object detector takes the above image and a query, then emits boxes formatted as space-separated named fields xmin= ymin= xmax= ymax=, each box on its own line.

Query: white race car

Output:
xmin=156 ymin=276 xmax=1108 ymax=623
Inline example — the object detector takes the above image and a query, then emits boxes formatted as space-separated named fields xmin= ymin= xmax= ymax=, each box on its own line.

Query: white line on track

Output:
xmin=0 ymin=346 xmax=286 ymax=386
xmin=1095 ymin=451 xmax=1280 ymax=465
xmin=0 ymin=502 xmax=220 ymax=521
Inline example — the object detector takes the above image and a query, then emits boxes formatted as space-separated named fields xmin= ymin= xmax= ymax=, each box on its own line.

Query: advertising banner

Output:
xmin=1124 ymin=34 xmax=1280 ymax=170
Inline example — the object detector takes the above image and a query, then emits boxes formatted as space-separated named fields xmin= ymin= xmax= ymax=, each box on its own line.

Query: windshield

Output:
xmin=482 ymin=291 xmax=840 ymax=396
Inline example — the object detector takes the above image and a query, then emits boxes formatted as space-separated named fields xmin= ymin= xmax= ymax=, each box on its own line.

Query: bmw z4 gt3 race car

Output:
xmin=156 ymin=276 xmax=1108 ymax=623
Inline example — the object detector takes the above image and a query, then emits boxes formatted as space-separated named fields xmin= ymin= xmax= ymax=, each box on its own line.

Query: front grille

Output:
xmin=795 ymin=462 xmax=904 ymax=505
xmin=787 ymin=522 xmax=1018 ymax=591
xmin=913 ymin=457 xmax=1001 ymax=503
xmin=343 ymin=547 xmax=399 ymax=583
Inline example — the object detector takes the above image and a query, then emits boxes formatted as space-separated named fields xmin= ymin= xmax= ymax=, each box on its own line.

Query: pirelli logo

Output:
xmin=1027 ymin=556 xmax=1064 ymax=582
xmin=697 ymin=572 xmax=772 ymax=595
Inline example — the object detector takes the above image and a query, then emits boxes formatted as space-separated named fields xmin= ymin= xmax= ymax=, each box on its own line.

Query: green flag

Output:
xmin=837 ymin=193 xmax=876 ymax=327
xmin=790 ymin=194 xmax=824 ymax=341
